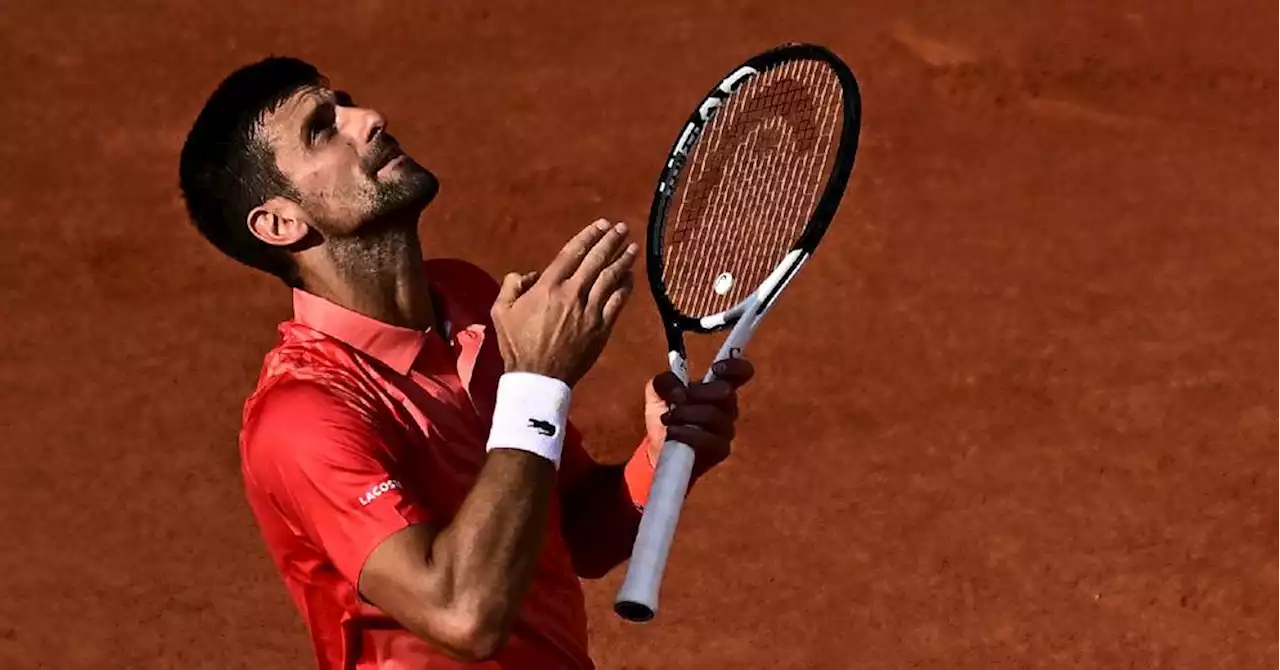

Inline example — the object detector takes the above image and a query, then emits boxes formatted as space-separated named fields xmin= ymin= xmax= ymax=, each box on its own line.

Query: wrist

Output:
xmin=503 ymin=362 xmax=574 ymax=387
xmin=486 ymin=372 xmax=572 ymax=468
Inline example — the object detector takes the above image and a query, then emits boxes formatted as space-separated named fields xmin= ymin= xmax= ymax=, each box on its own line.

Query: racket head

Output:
xmin=645 ymin=43 xmax=861 ymax=339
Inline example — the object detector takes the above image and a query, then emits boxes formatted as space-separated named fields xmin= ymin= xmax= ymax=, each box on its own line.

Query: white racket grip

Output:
xmin=615 ymin=337 xmax=746 ymax=621
xmin=613 ymin=437 xmax=697 ymax=622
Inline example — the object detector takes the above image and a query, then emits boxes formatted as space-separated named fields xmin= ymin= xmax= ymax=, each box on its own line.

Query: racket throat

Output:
xmin=756 ymin=250 xmax=811 ymax=317
xmin=667 ymin=350 xmax=690 ymax=385
xmin=663 ymin=323 xmax=691 ymax=384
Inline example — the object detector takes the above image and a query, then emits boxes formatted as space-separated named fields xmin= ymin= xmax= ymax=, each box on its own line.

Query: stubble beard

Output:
xmin=324 ymin=165 xmax=438 ymax=281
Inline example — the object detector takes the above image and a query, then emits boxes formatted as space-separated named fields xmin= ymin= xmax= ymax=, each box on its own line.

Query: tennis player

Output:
xmin=178 ymin=56 xmax=753 ymax=669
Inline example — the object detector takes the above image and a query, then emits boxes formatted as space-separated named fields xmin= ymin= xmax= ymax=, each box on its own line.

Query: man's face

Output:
xmin=261 ymin=84 xmax=438 ymax=237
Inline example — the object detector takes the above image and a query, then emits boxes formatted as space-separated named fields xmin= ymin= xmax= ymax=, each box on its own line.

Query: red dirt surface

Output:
xmin=1 ymin=1 xmax=1274 ymax=668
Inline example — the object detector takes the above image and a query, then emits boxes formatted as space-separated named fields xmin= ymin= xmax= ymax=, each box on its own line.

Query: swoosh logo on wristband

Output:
xmin=527 ymin=418 xmax=557 ymax=437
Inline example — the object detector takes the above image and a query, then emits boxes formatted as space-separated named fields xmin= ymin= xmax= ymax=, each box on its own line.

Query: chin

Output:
xmin=402 ymin=158 xmax=439 ymax=203
xmin=378 ymin=161 xmax=439 ymax=217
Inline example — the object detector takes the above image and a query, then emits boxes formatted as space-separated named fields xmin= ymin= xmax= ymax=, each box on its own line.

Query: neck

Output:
xmin=297 ymin=218 xmax=436 ymax=332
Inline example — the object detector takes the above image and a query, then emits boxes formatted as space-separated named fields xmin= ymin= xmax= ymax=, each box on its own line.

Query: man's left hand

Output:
xmin=643 ymin=358 xmax=755 ymax=478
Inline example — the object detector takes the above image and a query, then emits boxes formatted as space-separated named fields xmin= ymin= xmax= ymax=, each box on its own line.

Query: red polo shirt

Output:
xmin=239 ymin=259 xmax=656 ymax=670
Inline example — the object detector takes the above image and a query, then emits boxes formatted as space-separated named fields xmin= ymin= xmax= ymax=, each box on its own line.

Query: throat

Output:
xmin=302 ymin=224 xmax=437 ymax=332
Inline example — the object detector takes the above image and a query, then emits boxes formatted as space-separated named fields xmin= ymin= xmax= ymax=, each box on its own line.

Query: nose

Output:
xmin=339 ymin=106 xmax=387 ymax=144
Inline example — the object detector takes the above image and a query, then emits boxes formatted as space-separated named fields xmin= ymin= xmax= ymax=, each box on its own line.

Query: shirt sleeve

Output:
xmin=622 ymin=436 xmax=657 ymax=508
xmin=242 ymin=380 xmax=431 ymax=585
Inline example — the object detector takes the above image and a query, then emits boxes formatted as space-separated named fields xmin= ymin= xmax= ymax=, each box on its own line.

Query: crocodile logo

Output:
xmin=527 ymin=418 xmax=557 ymax=437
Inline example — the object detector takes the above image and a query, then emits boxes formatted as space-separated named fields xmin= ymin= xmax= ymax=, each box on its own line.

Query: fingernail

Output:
xmin=625 ymin=243 xmax=639 ymax=255
xmin=614 ymin=222 xmax=628 ymax=234
xmin=595 ymin=220 xmax=611 ymax=230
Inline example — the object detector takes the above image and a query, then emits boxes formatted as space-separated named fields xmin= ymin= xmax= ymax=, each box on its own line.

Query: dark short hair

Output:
xmin=178 ymin=56 xmax=324 ymax=285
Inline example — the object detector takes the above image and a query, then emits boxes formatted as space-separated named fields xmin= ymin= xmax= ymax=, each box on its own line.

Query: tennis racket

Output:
xmin=613 ymin=43 xmax=862 ymax=623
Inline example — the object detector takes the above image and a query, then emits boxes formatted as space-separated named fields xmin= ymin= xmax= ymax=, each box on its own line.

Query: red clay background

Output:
xmin=1 ymin=2 xmax=1275 ymax=668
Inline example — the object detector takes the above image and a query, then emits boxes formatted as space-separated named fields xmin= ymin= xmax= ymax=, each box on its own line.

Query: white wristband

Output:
xmin=486 ymin=372 xmax=572 ymax=468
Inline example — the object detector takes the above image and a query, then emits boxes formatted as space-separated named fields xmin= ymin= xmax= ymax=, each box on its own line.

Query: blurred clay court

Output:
xmin=0 ymin=1 xmax=1274 ymax=667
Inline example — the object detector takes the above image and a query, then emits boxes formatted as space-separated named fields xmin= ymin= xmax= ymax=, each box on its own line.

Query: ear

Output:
xmin=247 ymin=197 xmax=312 ymax=247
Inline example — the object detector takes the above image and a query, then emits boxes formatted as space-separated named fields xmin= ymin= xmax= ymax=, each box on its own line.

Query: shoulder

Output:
xmin=249 ymin=376 xmax=362 ymax=423
xmin=247 ymin=334 xmax=382 ymax=426
xmin=243 ymin=378 xmax=373 ymax=453
xmin=241 ymin=354 xmax=397 ymax=474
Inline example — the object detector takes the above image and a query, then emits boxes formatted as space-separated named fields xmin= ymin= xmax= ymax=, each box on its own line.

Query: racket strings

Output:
xmin=744 ymin=61 xmax=823 ymax=288
xmin=668 ymin=75 xmax=795 ymax=307
xmin=661 ymin=59 xmax=843 ymax=319
xmin=757 ymin=61 xmax=841 ymax=272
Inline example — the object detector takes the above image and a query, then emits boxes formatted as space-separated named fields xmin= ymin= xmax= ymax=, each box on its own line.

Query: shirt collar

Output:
xmin=291 ymin=289 xmax=431 ymax=375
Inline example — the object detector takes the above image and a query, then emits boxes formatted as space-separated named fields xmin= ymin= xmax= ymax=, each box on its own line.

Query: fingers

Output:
xmin=665 ymin=425 xmax=731 ymax=465
xmin=588 ymin=240 xmax=638 ymax=309
xmin=599 ymin=269 xmax=635 ymax=326
xmin=659 ymin=389 xmax=738 ymax=476
xmin=683 ymin=380 xmax=738 ymax=419
xmin=493 ymin=270 xmax=540 ymax=309
xmin=661 ymin=403 xmax=735 ymax=439
xmin=649 ymin=371 xmax=688 ymax=405
xmin=572 ymin=222 xmax=631 ymax=291
xmin=652 ymin=362 xmax=751 ymax=476
xmin=710 ymin=358 xmax=755 ymax=388
xmin=685 ymin=380 xmax=732 ymax=402
xmin=544 ymin=219 xmax=614 ymax=284
xmin=545 ymin=219 xmax=631 ymax=287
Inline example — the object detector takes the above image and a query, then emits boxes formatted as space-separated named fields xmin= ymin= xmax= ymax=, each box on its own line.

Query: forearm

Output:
xmin=561 ymin=462 xmax=644 ymax=578
xmin=411 ymin=373 xmax=568 ymax=654
xmin=429 ymin=450 xmax=556 ymax=637
xmin=561 ymin=438 xmax=666 ymax=578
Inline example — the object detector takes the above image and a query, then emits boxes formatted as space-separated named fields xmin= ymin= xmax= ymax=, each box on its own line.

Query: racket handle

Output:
xmin=615 ymin=326 xmax=753 ymax=621
xmin=613 ymin=437 xmax=697 ymax=622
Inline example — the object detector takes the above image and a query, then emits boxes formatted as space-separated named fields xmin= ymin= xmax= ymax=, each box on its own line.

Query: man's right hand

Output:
xmin=491 ymin=219 xmax=637 ymax=387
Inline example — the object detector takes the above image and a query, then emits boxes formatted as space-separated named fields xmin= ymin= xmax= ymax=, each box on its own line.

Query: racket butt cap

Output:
xmin=614 ymin=600 xmax=656 ymax=623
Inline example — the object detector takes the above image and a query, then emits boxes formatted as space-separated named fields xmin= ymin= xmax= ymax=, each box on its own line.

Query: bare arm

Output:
xmin=356 ymin=220 xmax=637 ymax=662
xmin=358 ymin=450 xmax=556 ymax=660
xmin=560 ymin=463 xmax=641 ymax=579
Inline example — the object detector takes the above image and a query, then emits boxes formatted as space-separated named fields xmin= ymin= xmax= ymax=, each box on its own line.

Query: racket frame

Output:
xmin=614 ymin=43 xmax=861 ymax=623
